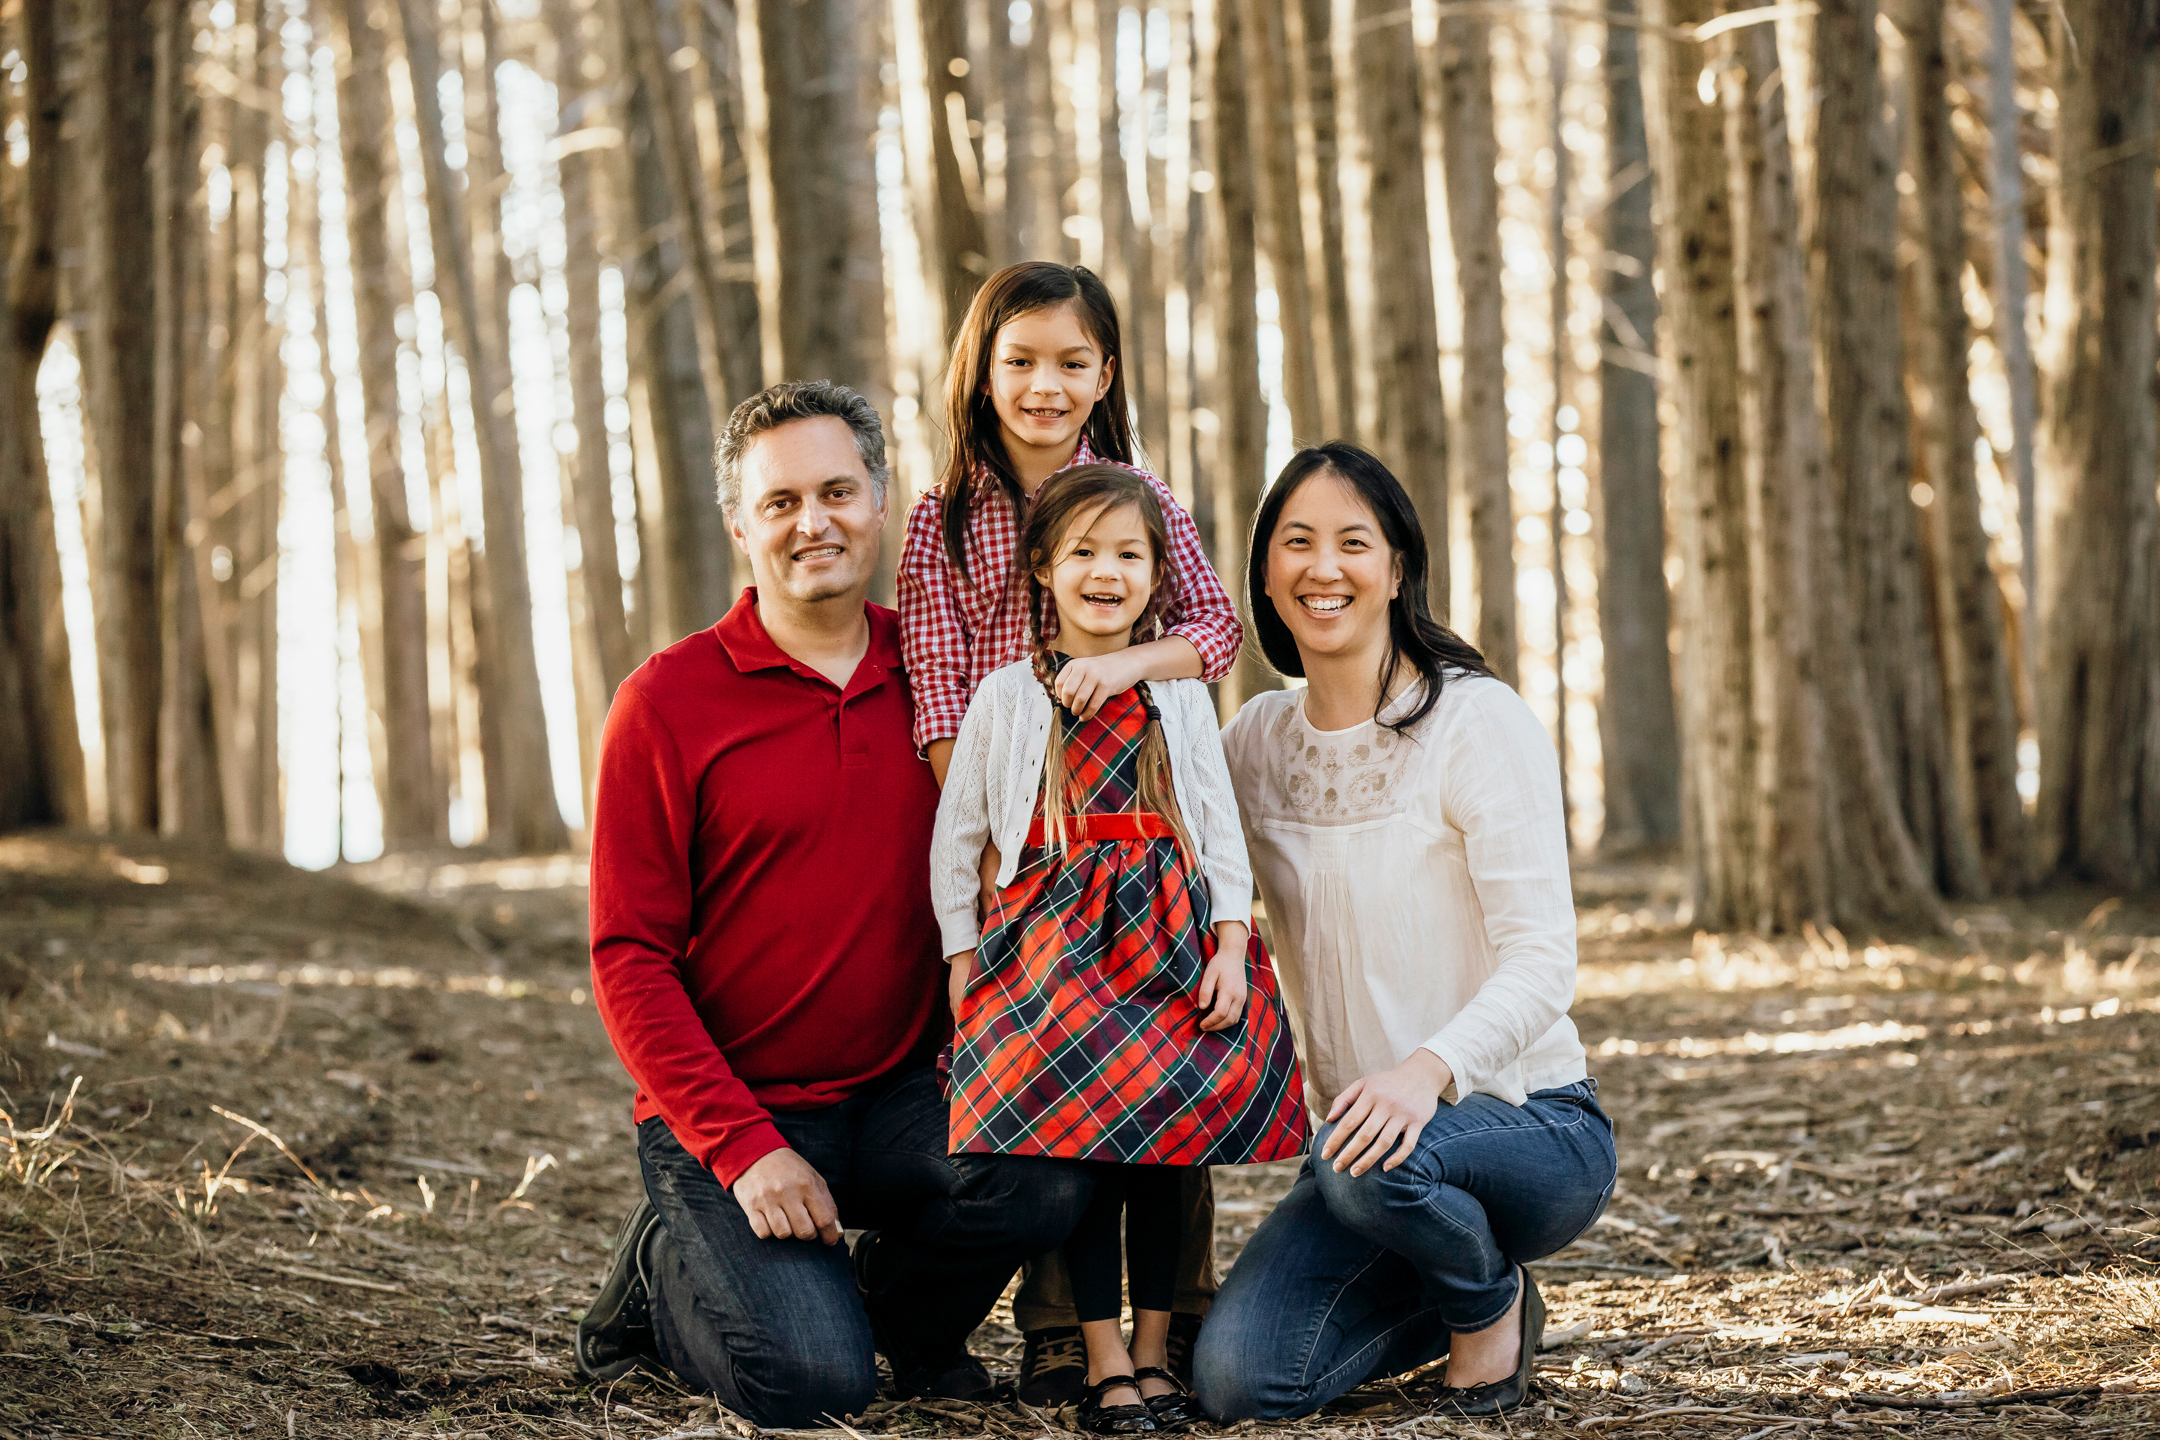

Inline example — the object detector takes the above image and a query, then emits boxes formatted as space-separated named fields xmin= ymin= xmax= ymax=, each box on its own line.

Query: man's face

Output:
xmin=728 ymin=416 xmax=887 ymax=606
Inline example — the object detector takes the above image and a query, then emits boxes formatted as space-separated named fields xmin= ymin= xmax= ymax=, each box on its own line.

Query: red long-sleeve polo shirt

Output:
xmin=588 ymin=590 xmax=947 ymax=1187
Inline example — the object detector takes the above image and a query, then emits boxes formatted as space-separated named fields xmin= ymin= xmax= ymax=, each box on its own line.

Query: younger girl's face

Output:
xmin=986 ymin=302 xmax=1115 ymax=467
xmin=1039 ymin=502 xmax=1157 ymax=657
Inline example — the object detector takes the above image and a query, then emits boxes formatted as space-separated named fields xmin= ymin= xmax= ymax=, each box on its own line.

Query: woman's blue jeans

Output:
xmin=1194 ymin=1079 xmax=1616 ymax=1421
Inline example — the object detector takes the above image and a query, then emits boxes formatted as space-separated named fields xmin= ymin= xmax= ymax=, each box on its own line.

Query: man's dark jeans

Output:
xmin=638 ymin=1065 xmax=1092 ymax=1428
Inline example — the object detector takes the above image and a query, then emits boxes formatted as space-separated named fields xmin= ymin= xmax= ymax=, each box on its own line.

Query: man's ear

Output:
xmin=726 ymin=509 xmax=751 ymax=556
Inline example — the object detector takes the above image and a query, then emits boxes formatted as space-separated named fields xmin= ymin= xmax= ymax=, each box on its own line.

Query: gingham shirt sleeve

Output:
xmin=898 ymin=493 xmax=974 ymax=752
xmin=1143 ymin=471 xmax=1244 ymax=682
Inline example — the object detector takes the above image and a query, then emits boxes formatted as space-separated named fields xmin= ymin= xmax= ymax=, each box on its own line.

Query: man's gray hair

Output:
xmin=714 ymin=380 xmax=890 ymax=517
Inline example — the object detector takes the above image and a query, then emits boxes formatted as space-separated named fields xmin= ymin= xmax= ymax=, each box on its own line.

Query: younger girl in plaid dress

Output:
xmin=931 ymin=466 xmax=1307 ymax=1434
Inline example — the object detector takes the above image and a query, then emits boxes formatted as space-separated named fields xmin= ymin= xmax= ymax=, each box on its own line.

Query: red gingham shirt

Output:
xmin=897 ymin=439 xmax=1244 ymax=751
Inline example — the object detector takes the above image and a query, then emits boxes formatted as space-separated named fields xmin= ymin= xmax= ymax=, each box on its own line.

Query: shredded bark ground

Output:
xmin=2 ymin=836 xmax=2154 ymax=1438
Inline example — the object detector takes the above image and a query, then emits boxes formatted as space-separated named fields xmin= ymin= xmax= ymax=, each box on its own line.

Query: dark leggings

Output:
xmin=1063 ymin=1163 xmax=1186 ymax=1324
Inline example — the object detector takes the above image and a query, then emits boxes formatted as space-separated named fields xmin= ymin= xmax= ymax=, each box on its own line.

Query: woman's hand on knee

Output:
xmin=1320 ymin=1051 xmax=1451 ymax=1177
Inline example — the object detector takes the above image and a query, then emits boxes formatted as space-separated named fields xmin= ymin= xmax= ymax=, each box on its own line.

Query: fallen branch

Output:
xmin=253 ymin=1261 xmax=406 ymax=1294
xmin=1845 ymin=1385 xmax=2105 ymax=1411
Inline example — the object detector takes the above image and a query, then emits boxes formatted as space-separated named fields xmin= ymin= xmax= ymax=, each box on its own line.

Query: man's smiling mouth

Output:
xmin=794 ymin=545 xmax=844 ymax=562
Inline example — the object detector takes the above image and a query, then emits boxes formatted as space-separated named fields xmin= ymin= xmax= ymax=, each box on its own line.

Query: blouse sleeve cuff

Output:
xmin=1417 ymin=1040 xmax=1468 ymax=1106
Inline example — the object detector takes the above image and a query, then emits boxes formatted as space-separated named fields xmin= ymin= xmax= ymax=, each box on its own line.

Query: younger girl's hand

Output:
xmin=1053 ymin=650 xmax=1144 ymax=719
xmin=1322 ymin=1050 xmax=1451 ymax=1176
xmin=1195 ymin=922 xmax=1249 ymax=1031
xmin=948 ymin=950 xmax=976 ymax=1015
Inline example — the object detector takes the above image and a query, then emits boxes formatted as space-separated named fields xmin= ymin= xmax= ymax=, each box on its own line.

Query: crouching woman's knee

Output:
xmin=1307 ymin=1122 xmax=1425 ymax=1238
xmin=1193 ymin=1317 xmax=1308 ymax=1422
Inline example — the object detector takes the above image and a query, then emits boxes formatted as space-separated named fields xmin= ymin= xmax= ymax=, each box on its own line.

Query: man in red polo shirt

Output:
xmin=574 ymin=382 xmax=1091 ymax=1426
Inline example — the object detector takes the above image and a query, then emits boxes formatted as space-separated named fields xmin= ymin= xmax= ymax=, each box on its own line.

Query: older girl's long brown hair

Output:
xmin=1021 ymin=465 xmax=1194 ymax=864
xmin=939 ymin=262 xmax=1137 ymax=583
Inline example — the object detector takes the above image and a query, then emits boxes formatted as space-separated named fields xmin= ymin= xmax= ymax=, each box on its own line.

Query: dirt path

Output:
xmin=2 ymin=834 xmax=2155 ymax=1438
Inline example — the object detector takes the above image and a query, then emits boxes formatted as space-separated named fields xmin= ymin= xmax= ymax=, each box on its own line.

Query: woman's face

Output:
xmin=1263 ymin=470 xmax=1399 ymax=665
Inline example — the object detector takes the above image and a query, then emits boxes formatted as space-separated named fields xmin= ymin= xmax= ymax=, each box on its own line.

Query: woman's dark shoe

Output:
xmin=1077 ymin=1374 xmax=1159 ymax=1434
xmin=1434 ymin=1267 xmax=1545 ymax=1417
xmin=574 ymin=1198 xmax=662 ymax=1382
xmin=1132 ymin=1366 xmax=1204 ymax=1431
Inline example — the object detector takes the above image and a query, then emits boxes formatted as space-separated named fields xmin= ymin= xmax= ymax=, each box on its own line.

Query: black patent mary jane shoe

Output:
xmin=1077 ymin=1374 xmax=1159 ymax=1434
xmin=1433 ymin=1267 xmax=1545 ymax=1417
xmin=1132 ymin=1366 xmax=1204 ymax=1432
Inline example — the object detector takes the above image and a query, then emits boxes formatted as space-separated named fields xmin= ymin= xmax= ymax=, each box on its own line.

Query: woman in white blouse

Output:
xmin=1192 ymin=443 xmax=1616 ymax=1421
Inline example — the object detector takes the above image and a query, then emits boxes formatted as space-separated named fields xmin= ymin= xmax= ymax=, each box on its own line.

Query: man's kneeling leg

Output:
xmin=640 ymin=1118 xmax=878 ymax=1427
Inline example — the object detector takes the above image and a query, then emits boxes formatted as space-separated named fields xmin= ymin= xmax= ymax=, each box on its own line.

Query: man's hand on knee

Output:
xmin=732 ymin=1148 xmax=842 ymax=1244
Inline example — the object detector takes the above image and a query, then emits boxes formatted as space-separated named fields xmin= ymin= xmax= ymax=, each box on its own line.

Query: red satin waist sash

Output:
xmin=1025 ymin=812 xmax=1178 ymax=846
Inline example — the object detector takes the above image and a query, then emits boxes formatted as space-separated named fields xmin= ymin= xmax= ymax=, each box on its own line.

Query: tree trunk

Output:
xmin=1593 ymin=0 xmax=1677 ymax=853
xmin=1892 ymin=0 xmax=2029 ymax=894
xmin=1290 ymin=0 xmax=1353 ymax=441
xmin=1807 ymin=0 xmax=1975 ymax=896
xmin=1333 ymin=0 xmax=1448 ymax=607
xmin=1198 ymin=0 xmax=1277 ymax=711
xmin=336 ymin=0 xmax=441 ymax=846
xmin=547 ymin=0 xmax=636 ymax=779
xmin=2034 ymin=0 xmax=2160 ymax=887
xmin=737 ymin=0 xmax=886 ymax=390
xmin=618 ymin=0 xmax=740 ymax=431
xmin=0 ymin=0 xmax=87 ymax=830
xmin=1644 ymin=0 xmax=1756 ymax=926
xmin=1985 ymin=0 xmax=2038 ymax=699
xmin=151 ymin=0 xmax=222 ymax=839
xmin=1721 ymin=11 xmax=1945 ymax=930
xmin=394 ymin=0 xmax=566 ymax=851
xmin=1242 ymin=0 xmax=1322 ymax=443
xmin=1436 ymin=10 xmax=1514 ymax=684
xmin=82 ymin=0 xmax=164 ymax=833
xmin=896 ymin=0 xmax=988 ymax=346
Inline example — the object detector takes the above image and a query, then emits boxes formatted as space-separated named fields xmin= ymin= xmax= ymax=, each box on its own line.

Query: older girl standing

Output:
xmin=1195 ymin=444 xmax=1617 ymax=1421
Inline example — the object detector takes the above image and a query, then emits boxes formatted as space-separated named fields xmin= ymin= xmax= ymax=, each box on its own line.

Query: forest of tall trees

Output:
xmin=0 ymin=0 xmax=2154 ymax=929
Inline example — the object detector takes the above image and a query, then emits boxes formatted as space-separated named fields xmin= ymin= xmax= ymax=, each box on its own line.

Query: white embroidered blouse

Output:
xmin=1219 ymin=675 xmax=1586 ymax=1114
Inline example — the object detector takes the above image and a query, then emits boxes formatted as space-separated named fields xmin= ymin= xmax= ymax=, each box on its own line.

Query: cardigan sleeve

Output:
xmin=1417 ymin=681 xmax=1579 ymax=1103
xmin=1179 ymin=682 xmax=1253 ymax=930
xmin=928 ymin=678 xmax=1002 ymax=958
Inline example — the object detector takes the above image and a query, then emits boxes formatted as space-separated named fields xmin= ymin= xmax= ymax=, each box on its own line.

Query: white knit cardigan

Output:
xmin=929 ymin=659 xmax=1254 ymax=959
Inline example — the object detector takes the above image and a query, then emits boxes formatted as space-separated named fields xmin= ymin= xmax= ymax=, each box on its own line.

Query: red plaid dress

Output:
xmin=947 ymin=683 xmax=1308 ymax=1165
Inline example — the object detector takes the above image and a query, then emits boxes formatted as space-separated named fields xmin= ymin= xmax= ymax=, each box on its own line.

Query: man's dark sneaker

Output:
xmin=1017 ymin=1325 xmax=1088 ymax=1406
xmin=892 ymin=1350 xmax=999 ymax=1403
xmin=575 ymin=1197 xmax=662 ymax=1383
xmin=1164 ymin=1311 xmax=1202 ymax=1389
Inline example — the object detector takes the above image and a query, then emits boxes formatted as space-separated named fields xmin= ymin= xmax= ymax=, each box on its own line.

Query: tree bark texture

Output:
xmin=2034 ymin=0 xmax=2160 ymax=888
xmin=737 ymin=0 xmax=885 ymax=390
xmin=82 ymin=0 xmax=165 ymax=832
xmin=0 ymin=0 xmax=87 ymax=830
xmin=1198 ymin=0 xmax=1276 ymax=711
xmin=1243 ymin=0 xmax=1322 ymax=444
xmin=1892 ymin=0 xmax=2029 ymax=894
xmin=547 ymin=0 xmax=636 ymax=801
xmin=151 ymin=0 xmax=222 ymax=838
xmin=895 ymin=0 xmax=989 ymax=347
xmin=1291 ymin=0 xmax=1354 ymax=441
xmin=1806 ymin=0 xmax=1974 ymax=896
xmin=1722 ymin=13 xmax=1944 ymax=930
xmin=1435 ymin=11 xmax=1513 ymax=683
xmin=1333 ymin=0 xmax=1448 ymax=609
xmin=1644 ymin=0 xmax=1756 ymax=925
xmin=337 ymin=0 xmax=441 ymax=846
xmin=1593 ymin=0 xmax=1677 ymax=852
xmin=395 ymin=0 xmax=567 ymax=851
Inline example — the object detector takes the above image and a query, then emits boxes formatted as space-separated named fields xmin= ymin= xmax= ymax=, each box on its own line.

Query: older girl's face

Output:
xmin=1263 ymin=470 xmax=1399 ymax=664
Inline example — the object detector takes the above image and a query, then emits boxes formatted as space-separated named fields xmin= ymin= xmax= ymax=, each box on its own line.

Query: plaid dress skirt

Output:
xmin=947 ymin=685 xmax=1307 ymax=1165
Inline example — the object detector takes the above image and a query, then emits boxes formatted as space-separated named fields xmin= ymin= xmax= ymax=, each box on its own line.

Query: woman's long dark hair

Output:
xmin=938 ymin=262 xmax=1136 ymax=582
xmin=1246 ymin=442 xmax=1492 ymax=734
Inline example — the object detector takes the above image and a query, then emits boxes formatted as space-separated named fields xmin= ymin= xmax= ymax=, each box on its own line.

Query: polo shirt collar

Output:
xmin=714 ymin=588 xmax=900 ymax=694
